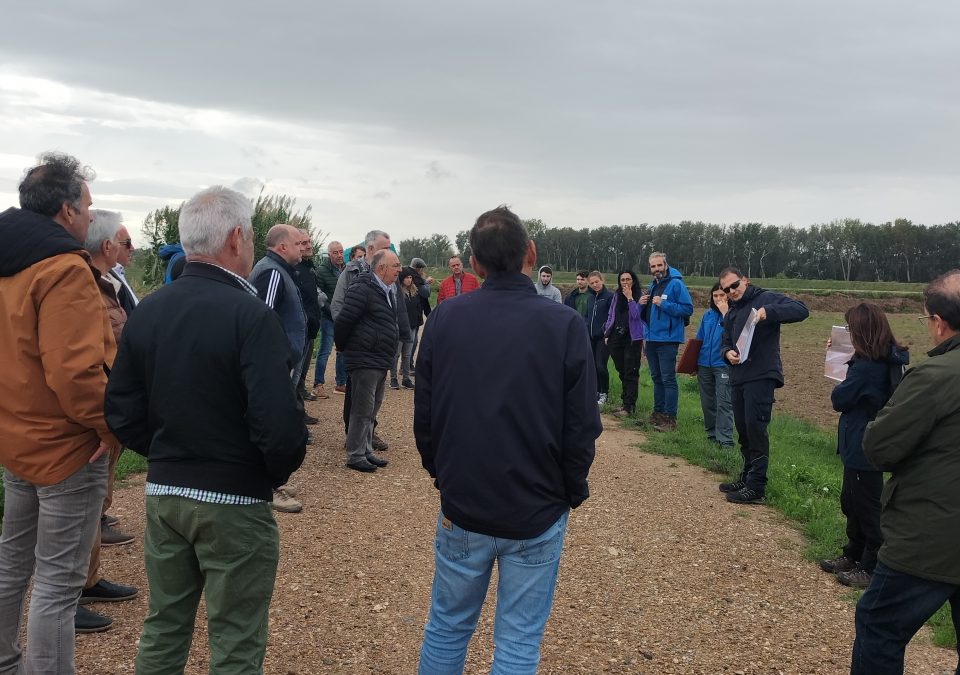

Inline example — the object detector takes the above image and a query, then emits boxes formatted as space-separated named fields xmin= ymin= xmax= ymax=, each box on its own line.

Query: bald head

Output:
xmin=266 ymin=224 xmax=302 ymax=265
xmin=924 ymin=269 xmax=960 ymax=334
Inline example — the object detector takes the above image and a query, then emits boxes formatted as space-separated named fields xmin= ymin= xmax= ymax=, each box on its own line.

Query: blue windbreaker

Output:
xmin=694 ymin=308 xmax=727 ymax=367
xmin=641 ymin=266 xmax=693 ymax=343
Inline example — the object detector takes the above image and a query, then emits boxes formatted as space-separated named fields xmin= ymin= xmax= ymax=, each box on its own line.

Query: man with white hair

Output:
xmin=104 ymin=186 xmax=306 ymax=673
xmin=72 ymin=209 xmax=138 ymax=632
xmin=110 ymin=222 xmax=138 ymax=315
xmin=0 ymin=152 xmax=115 ymax=667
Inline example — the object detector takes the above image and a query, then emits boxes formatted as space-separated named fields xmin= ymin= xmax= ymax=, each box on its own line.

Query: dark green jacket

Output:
xmin=863 ymin=332 xmax=960 ymax=584
xmin=315 ymin=257 xmax=344 ymax=320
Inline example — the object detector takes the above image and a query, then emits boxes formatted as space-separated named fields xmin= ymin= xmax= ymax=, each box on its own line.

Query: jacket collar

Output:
xmin=181 ymin=261 xmax=258 ymax=295
xmin=928 ymin=332 xmax=960 ymax=358
xmin=478 ymin=271 xmax=533 ymax=293
xmin=265 ymin=249 xmax=297 ymax=276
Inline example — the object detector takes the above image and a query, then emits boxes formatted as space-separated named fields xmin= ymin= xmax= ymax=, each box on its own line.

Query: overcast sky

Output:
xmin=1 ymin=1 xmax=958 ymax=248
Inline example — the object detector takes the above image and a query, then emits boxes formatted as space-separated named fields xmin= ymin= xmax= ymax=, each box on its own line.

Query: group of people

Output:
xmin=0 ymin=150 xmax=956 ymax=675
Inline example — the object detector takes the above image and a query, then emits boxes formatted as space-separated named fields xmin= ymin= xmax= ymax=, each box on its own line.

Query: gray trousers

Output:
xmin=345 ymin=368 xmax=386 ymax=464
xmin=0 ymin=456 xmax=108 ymax=674
xmin=390 ymin=341 xmax=413 ymax=382
xmin=697 ymin=365 xmax=734 ymax=444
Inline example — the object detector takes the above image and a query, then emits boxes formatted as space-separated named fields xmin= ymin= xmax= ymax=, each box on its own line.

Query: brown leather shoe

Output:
xmin=312 ymin=384 xmax=330 ymax=399
xmin=333 ymin=384 xmax=346 ymax=394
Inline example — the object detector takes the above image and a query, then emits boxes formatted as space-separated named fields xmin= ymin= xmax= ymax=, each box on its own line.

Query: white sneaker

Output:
xmin=597 ymin=393 xmax=607 ymax=405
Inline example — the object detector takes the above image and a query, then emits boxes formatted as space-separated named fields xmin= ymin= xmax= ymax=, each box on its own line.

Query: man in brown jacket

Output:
xmin=0 ymin=152 xmax=119 ymax=670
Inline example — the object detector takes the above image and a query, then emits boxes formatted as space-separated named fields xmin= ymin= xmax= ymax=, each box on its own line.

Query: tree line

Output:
xmin=400 ymin=217 xmax=960 ymax=283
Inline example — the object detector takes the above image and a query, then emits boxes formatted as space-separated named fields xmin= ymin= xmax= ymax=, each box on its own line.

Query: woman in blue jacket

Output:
xmin=820 ymin=302 xmax=908 ymax=589
xmin=603 ymin=270 xmax=645 ymax=417
xmin=695 ymin=283 xmax=734 ymax=447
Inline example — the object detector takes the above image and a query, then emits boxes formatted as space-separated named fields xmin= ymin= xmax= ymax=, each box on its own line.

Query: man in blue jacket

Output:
xmin=639 ymin=252 xmax=694 ymax=431
xmin=718 ymin=267 xmax=809 ymax=504
xmin=415 ymin=206 xmax=601 ymax=674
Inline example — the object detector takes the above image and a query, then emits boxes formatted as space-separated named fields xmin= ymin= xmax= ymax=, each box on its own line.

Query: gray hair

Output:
xmin=649 ymin=251 xmax=668 ymax=263
xmin=364 ymin=229 xmax=390 ymax=247
xmin=180 ymin=186 xmax=253 ymax=257
xmin=83 ymin=209 xmax=123 ymax=255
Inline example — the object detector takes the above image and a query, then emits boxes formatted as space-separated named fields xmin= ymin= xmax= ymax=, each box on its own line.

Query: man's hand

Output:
xmin=755 ymin=307 xmax=767 ymax=322
xmin=89 ymin=440 xmax=114 ymax=463
xmin=426 ymin=276 xmax=434 ymax=284
xmin=726 ymin=350 xmax=740 ymax=365
xmin=652 ymin=295 xmax=662 ymax=306
xmin=639 ymin=292 xmax=650 ymax=304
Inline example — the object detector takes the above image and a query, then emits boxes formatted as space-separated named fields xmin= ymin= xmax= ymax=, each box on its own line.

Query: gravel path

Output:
xmin=77 ymin=384 xmax=955 ymax=674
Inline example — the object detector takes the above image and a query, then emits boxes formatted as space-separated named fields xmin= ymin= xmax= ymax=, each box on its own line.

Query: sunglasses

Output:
xmin=721 ymin=279 xmax=742 ymax=294
xmin=117 ymin=239 xmax=133 ymax=249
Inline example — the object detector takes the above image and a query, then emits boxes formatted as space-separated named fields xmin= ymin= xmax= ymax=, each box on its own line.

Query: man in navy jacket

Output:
xmin=414 ymin=206 xmax=601 ymax=674
xmin=718 ymin=267 xmax=808 ymax=504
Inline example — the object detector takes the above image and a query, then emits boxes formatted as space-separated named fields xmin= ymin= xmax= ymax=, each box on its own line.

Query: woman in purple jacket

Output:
xmin=604 ymin=269 xmax=645 ymax=417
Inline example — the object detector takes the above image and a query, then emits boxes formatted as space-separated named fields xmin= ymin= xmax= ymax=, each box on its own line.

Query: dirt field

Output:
xmin=75 ymin=347 xmax=956 ymax=674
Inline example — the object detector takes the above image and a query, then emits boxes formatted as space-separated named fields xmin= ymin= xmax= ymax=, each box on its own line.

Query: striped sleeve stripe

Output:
xmin=264 ymin=270 xmax=282 ymax=308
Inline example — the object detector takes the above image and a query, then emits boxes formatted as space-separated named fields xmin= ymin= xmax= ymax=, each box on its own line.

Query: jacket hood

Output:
xmin=732 ymin=283 xmax=763 ymax=307
xmin=889 ymin=345 xmax=910 ymax=366
xmin=0 ymin=207 xmax=84 ymax=277
xmin=158 ymin=242 xmax=184 ymax=261
xmin=537 ymin=266 xmax=555 ymax=287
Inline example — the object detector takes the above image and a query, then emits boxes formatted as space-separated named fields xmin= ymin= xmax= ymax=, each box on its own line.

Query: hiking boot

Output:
xmin=837 ymin=566 xmax=873 ymax=588
xmin=654 ymin=415 xmax=677 ymax=432
xmin=365 ymin=454 xmax=389 ymax=468
xmin=597 ymin=393 xmax=608 ymax=405
xmin=334 ymin=384 xmax=346 ymax=394
xmin=101 ymin=514 xmax=119 ymax=527
xmin=725 ymin=487 xmax=765 ymax=504
xmin=312 ymin=384 xmax=330 ymax=399
xmin=75 ymin=606 xmax=112 ymax=633
xmin=389 ymin=378 xmax=400 ymax=390
xmin=819 ymin=555 xmax=856 ymax=574
xmin=612 ymin=407 xmax=633 ymax=418
xmin=372 ymin=433 xmax=388 ymax=451
xmin=272 ymin=488 xmax=302 ymax=513
xmin=278 ymin=483 xmax=299 ymax=497
xmin=80 ymin=579 xmax=138 ymax=604
xmin=401 ymin=379 xmax=415 ymax=390
xmin=718 ymin=480 xmax=746 ymax=493
xmin=100 ymin=523 xmax=135 ymax=547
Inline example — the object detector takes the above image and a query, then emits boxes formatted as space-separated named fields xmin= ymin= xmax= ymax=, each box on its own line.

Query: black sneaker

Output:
xmin=372 ymin=433 xmax=389 ymax=451
xmin=80 ymin=579 xmax=138 ymax=604
xmin=837 ymin=566 xmax=873 ymax=588
xmin=718 ymin=480 xmax=746 ymax=493
xmin=100 ymin=523 xmax=135 ymax=547
xmin=365 ymin=454 xmax=389 ymax=467
xmin=389 ymin=378 xmax=400 ymax=390
xmin=819 ymin=555 xmax=856 ymax=574
xmin=401 ymin=379 xmax=415 ymax=390
xmin=725 ymin=487 xmax=765 ymax=504
xmin=304 ymin=413 xmax=319 ymax=425
xmin=75 ymin=606 xmax=112 ymax=633
xmin=346 ymin=459 xmax=378 ymax=473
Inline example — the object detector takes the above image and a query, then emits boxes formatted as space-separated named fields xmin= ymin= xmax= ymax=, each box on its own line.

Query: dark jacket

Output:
xmin=564 ymin=288 xmax=589 ymax=318
xmin=831 ymin=348 xmax=909 ymax=470
xmin=315 ymin=257 xmax=344 ymax=321
xmin=104 ymin=262 xmax=307 ymax=500
xmin=586 ymin=285 xmax=613 ymax=339
xmin=249 ymin=250 xmax=307 ymax=367
xmin=401 ymin=286 xmax=425 ymax=330
xmin=863 ymin=333 xmax=960 ymax=584
xmin=720 ymin=285 xmax=809 ymax=387
xmin=293 ymin=258 xmax=322 ymax=338
xmin=640 ymin=266 xmax=693 ymax=343
xmin=333 ymin=271 xmax=400 ymax=371
xmin=409 ymin=268 xmax=432 ymax=318
xmin=414 ymin=272 xmax=601 ymax=540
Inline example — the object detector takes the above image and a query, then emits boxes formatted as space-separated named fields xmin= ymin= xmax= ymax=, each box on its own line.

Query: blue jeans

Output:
xmin=314 ymin=317 xmax=346 ymax=387
xmin=645 ymin=341 xmax=680 ymax=416
xmin=852 ymin=562 xmax=960 ymax=675
xmin=0 ymin=456 xmax=108 ymax=675
xmin=418 ymin=511 xmax=568 ymax=675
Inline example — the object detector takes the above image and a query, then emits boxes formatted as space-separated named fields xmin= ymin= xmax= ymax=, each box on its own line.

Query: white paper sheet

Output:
xmin=735 ymin=308 xmax=759 ymax=362
xmin=825 ymin=325 xmax=855 ymax=381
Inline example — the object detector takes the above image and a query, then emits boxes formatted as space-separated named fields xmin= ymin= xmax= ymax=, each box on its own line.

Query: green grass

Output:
xmin=603 ymin=365 xmax=957 ymax=648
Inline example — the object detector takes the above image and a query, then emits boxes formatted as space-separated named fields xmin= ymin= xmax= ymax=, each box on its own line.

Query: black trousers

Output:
xmin=841 ymin=466 xmax=884 ymax=572
xmin=297 ymin=333 xmax=317 ymax=392
xmin=590 ymin=336 xmax=610 ymax=395
xmin=732 ymin=379 xmax=776 ymax=492
xmin=608 ymin=336 xmax=642 ymax=412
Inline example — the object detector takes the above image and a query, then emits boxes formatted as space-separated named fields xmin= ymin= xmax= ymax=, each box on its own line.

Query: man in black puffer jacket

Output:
xmin=334 ymin=249 xmax=401 ymax=472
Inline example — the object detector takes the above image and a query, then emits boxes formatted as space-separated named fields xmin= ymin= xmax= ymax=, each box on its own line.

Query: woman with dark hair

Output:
xmin=695 ymin=283 xmax=734 ymax=447
xmin=820 ymin=302 xmax=909 ymax=588
xmin=603 ymin=270 xmax=645 ymax=416
xmin=349 ymin=245 xmax=365 ymax=261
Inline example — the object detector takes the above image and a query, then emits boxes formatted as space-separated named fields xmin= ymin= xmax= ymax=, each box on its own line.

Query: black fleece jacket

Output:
xmin=104 ymin=262 xmax=307 ymax=499
xmin=720 ymin=284 xmax=809 ymax=387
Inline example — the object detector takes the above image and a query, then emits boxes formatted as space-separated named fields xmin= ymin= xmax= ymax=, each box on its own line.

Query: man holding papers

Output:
xmin=718 ymin=268 xmax=809 ymax=504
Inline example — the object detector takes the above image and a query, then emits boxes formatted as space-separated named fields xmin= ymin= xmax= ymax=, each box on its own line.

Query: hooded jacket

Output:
xmin=831 ymin=346 xmax=909 ymax=471
xmin=863 ymin=333 xmax=960 ymax=584
xmin=0 ymin=207 xmax=117 ymax=486
xmin=158 ymin=242 xmax=186 ymax=284
xmin=535 ymin=266 xmax=562 ymax=303
xmin=695 ymin=308 xmax=727 ymax=368
xmin=640 ymin=265 xmax=693 ymax=343
xmin=720 ymin=284 xmax=809 ymax=387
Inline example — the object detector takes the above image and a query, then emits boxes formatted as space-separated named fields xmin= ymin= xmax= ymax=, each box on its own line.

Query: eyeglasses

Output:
xmin=117 ymin=239 xmax=133 ymax=249
xmin=721 ymin=279 xmax=743 ymax=294
xmin=917 ymin=314 xmax=935 ymax=324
